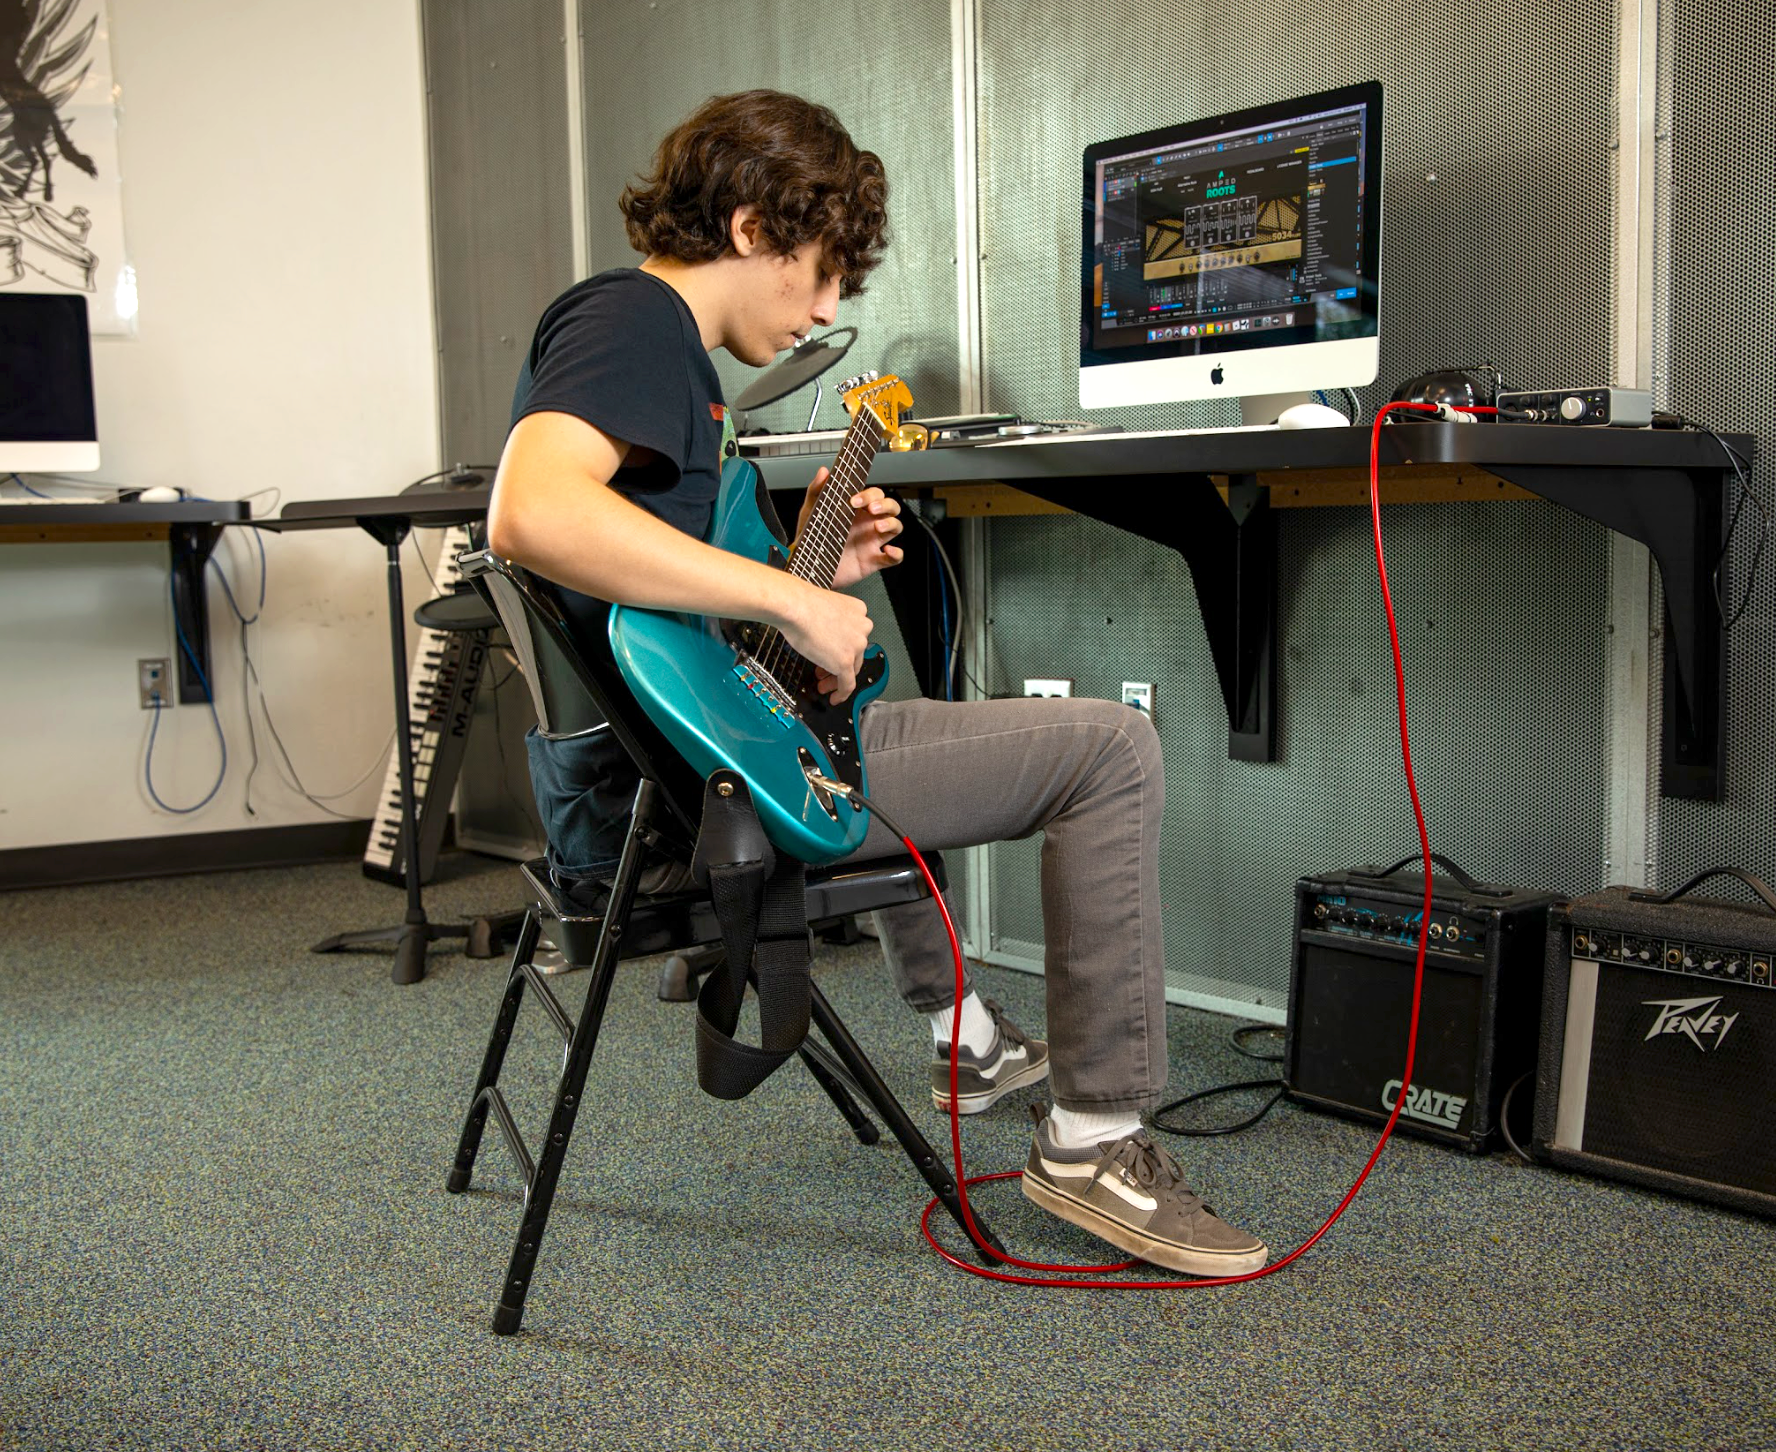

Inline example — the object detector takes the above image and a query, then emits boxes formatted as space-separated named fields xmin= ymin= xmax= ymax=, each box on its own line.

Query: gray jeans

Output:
xmin=849 ymin=695 xmax=1167 ymax=1117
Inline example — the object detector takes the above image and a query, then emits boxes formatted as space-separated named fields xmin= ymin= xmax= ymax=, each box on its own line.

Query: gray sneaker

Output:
xmin=1022 ymin=1110 xmax=1269 ymax=1275
xmin=930 ymin=999 xmax=1050 ymax=1114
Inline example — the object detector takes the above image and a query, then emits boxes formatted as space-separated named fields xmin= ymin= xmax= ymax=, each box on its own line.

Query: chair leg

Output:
xmin=466 ymin=909 xmax=529 ymax=959
xmin=488 ymin=782 xmax=661 ymax=1336
xmin=447 ymin=909 xmax=543 ymax=1193
xmin=657 ymin=942 xmax=723 ymax=1001
xmin=798 ymin=1041 xmax=880 ymax=1145
xmin=807 ymin=981 xmax=1007 ymax=1264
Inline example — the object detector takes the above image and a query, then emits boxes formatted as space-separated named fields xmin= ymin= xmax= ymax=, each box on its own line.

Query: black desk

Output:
xmin=0 ymin=500 xmax=252 ymax=703
xmin=265 ymin=488 xmax=496 ymax=982
xmin=763 ymin=423 xmax=1752 ymax=801
xmin=270 ymin=423 xmax=1753 ymax=855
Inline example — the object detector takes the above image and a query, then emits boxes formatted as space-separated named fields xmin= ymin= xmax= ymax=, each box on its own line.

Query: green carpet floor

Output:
xmin=3 ymin=853 xmax=1773 ymax=1451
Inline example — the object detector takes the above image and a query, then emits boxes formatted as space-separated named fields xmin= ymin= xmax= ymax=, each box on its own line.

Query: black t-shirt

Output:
xmin=509 ymin=268 xmax=730 ymax=877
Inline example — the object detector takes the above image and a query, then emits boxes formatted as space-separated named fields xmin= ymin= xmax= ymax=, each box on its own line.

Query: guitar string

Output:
xmin=754 ymin=423 xmax=867 ymax=686
xmin=753 ymin=402 xmax=888 ymax=691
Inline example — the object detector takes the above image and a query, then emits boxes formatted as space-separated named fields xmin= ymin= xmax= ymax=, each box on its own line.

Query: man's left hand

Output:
xmin=795 ymin=467 xmax=905 ymax=589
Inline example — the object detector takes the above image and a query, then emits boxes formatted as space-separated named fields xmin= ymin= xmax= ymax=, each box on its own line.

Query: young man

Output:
xmin=487 ymin=89 xmax=1266 ymax=1276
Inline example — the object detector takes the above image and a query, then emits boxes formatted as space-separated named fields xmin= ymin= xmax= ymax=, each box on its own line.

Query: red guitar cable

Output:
xmin=854 ymin=399 xmax=1497 ymax=1286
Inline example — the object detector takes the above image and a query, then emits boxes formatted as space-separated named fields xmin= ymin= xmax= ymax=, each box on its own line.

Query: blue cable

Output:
xmin=145 ymin=567 xmax=227 ymax=814
xmin=207 ymin=528 xmax=266 ymax=623
xmin=911 ymin=510 xmax=958 ymax=701
xmin=8 ymin=472 xmax=51 ymax=498
xmin=936 ymin=552 xmax=952 ymax=701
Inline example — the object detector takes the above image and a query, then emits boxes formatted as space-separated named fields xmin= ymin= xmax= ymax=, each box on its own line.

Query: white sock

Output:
xmin=1047 ymin=1104 xmax=1142 ymax=1151
xmin=928 ymin=992 xmax=998 ymax=1056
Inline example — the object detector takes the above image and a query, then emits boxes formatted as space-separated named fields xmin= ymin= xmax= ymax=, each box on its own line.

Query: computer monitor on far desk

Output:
xmin=0 ymin=292 xmax=100 ymax=473
xmin=1081 ymin=81 xmax=1382 ymax=425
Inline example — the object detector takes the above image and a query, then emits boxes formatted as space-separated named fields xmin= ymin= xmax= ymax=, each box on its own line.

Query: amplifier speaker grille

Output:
xmin=1536 ymin=887 xmax=1776 ymax=1216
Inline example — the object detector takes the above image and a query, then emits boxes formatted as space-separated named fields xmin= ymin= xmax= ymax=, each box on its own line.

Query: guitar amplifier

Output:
xmin=1284 ymin=859 xmax=1557 ymax=1153
xmin=1533 ymin=875 xmax=1776 ymax=1218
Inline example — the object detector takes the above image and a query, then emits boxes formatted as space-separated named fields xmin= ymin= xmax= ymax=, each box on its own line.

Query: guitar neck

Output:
xmin=789 ymin=407 xmax=887 ymax=589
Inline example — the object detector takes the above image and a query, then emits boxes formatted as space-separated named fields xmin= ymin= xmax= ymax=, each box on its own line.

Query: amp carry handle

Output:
xmin=1629 ymin=866 xmax=1776 ymax=917
xmin=1348 ymin=853 xmax=1512 ymax=898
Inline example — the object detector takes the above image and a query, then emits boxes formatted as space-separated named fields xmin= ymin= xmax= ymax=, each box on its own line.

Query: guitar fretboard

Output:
xmin=787 ymin=407 xmax=887 ymax=589
xmin=747 ymin=405 xmax=889 ymax=693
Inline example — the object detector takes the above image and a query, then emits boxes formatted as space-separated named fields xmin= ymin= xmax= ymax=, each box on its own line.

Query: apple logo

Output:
xmin=1210 ymin=365 xmax=1225 ymax=385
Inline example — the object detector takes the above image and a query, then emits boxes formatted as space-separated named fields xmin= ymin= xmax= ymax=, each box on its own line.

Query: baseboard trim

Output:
xmin=0 ymin=820 xmax=373 ymax=891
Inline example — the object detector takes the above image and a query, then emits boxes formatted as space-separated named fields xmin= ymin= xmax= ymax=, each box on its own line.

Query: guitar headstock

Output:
xmin=839 ymin=371 xmax=914 ymax=437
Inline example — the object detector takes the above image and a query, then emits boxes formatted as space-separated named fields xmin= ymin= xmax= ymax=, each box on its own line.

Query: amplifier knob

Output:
xmin=1560 ymin=396 xmax=1587 ymax=421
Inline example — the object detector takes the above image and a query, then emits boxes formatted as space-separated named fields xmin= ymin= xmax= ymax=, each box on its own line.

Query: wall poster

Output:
xmin=1 ymin=0 xmax=132 ymax=334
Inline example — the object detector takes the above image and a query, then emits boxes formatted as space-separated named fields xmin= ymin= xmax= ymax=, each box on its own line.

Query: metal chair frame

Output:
xmin=445 ymin=551 xmax=1001 ymax=1334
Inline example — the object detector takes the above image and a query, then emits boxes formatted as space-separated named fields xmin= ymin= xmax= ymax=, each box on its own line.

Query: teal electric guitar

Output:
xmin=607 ymin=372 xmax=913 ymax=865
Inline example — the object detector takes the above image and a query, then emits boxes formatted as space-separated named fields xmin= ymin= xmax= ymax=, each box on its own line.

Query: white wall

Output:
xmin=0 ymin=0 xmax=440 ymax=852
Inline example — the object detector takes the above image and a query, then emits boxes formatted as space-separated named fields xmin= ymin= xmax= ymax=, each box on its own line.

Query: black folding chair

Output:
xmin=445 ymin=549 xmax=1002 ymax=1334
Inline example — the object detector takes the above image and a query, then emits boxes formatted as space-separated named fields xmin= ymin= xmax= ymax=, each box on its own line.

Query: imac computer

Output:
xmin=1081 ymin=81 xmax=1382 ymax=422
xmin=0 ymin=292 xmax=100 ymax=473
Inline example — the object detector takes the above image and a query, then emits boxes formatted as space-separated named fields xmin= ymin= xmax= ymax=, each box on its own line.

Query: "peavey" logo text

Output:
xmin=1380 ymin=1079 xmax=1468 ymax=1129
xmin=1643 ymin=995 xmax=1739 ymax=1052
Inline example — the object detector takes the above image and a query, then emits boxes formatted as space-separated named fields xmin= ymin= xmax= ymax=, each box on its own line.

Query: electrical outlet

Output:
xmin=139 ymin=657 xmax=170 ymax=709
xmin=1023 ymin=678 xmax=1073 ymax=698
xmin=1121 ymin=681 xmax=1153 ymax=716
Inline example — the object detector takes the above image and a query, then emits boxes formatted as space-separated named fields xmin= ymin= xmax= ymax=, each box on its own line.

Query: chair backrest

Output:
xmin=458 ymin=548 xmax=705 ymax=854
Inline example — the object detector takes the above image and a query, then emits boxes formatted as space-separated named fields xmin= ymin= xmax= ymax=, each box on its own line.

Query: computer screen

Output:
xmin=0 ymin=292 xmax=101 ymax=473
xmin=1080 ymin=81 xmax=1382 ymax=413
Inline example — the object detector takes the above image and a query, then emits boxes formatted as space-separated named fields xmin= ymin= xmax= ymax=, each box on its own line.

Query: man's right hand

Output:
xmin=777 ymin=577 xmax=874 ymax=704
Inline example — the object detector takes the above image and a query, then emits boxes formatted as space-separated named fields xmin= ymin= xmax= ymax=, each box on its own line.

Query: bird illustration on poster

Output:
xmin=0 ymin=0 xmax=132 ymax=333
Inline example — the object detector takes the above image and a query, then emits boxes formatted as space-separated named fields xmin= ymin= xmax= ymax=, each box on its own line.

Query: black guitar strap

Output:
xmin=690 ymin=770 xmax=811 ymax=1100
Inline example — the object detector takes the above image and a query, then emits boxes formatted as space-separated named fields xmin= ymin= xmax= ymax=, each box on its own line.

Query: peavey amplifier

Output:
xmin=1285 ymin=857 xmax=1557 ymax=1153
xmin=1534 ymin=872 xmax=1776 ymax=1218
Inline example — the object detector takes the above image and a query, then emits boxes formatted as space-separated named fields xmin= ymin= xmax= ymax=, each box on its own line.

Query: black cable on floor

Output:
xmin=1150 ymin=1023 xmax=1287 ymax=1137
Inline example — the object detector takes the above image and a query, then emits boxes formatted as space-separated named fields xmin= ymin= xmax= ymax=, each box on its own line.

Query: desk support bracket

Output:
xmin=1487 ymin=463 xmax=1727 ymax=801
xmin=170 ymin=524 xmax=225 ymax=704
xmin=1009 ymin=471 xmax=1277 ymax=762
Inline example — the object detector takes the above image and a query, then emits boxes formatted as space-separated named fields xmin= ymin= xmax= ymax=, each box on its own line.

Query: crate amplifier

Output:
xmin=1285 ymin=857 xmax=1556 ymax=1153
xmin=1534 ymin=872 xmax=1776 ymax=1218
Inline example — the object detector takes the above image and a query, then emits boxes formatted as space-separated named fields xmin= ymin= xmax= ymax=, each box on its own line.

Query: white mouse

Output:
xmin=1275 ymin=402 xmax=1351 ymax=429
xmin=137 ymin=486 xmax=182 ymax=502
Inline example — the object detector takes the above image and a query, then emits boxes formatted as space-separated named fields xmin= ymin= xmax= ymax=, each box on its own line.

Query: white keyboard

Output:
xmin=363 ymin=524 xmax=490 ymax=887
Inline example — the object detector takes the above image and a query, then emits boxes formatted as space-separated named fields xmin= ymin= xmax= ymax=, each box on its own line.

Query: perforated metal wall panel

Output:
xmin=1648 ymin=2 xmax=1775 ymax=893
xmin=974 ymin=0 xmax=1618 ymax=429
xmin=577 ymin=0 xmax=961 ymax=435
xmin=422 ymin=0 xmax=577 ymax=466
xmin=424 ymin=0 xmax=1769 ymax=1015
xmin=981 ymin=502 xmax=1613 ymax=1008
xmin=971 ymin=1 xmax=1622 ymax=1006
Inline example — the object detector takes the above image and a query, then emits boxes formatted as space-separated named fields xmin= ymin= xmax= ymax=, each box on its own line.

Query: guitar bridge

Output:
xmin=731 ymin=651 xmax=797 ymax=731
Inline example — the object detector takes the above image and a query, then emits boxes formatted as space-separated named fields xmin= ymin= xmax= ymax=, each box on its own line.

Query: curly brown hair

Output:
xmin=619 ymin=90 xmax=888 ymax=299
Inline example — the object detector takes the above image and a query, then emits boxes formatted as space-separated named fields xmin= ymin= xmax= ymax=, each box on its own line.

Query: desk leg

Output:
xmin=169 ymin=524 xmax=223 ymax=705
xmin=880 ymin=501 xmax=956 ymax=701
xmin=1490 ymin=463 xmax=1726 ymax=800
xmin=309 ymin=521 xmax=464 ymax=982
xmin=1208 ymin=476 xmax=1277 ymax=762
xmin=974 ymin=471 xmax=1279 ymax=762
xmin=377 ymin=528 xmax=431 ymax=984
